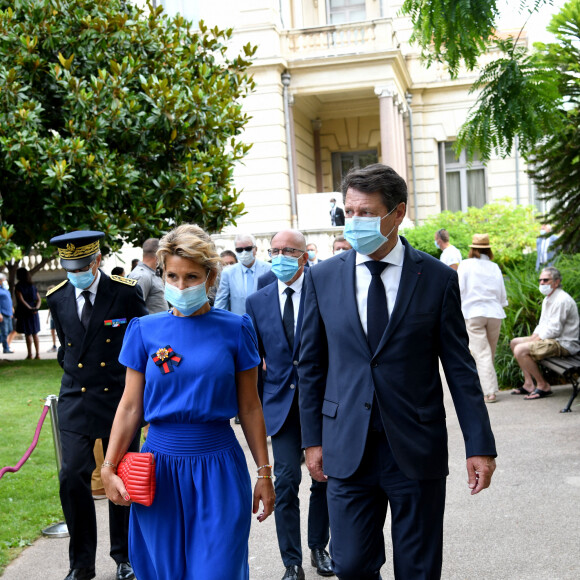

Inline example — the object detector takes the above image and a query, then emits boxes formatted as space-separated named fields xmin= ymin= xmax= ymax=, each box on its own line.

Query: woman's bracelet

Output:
xmin=101 ymin=460 xmax=117 ymax=470
xmin=257 ymin=474 xmax=274 ymax=480
xmin=256 ymin=464 xmax=272 ymax=473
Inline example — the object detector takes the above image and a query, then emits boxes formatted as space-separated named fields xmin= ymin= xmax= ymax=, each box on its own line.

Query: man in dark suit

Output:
xmin=299 ymin=164 xmax=497 ymax=580
xmin=47 ymin=231 xmax=148 ymax=580
xmin=330 ymin=198 xmax=345 ymax=226
xmin=246 ymin=229 xmax=332 ymax=580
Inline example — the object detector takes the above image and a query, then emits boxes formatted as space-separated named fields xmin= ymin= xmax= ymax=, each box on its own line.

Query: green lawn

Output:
xmin=0 ymin=359 xmax=65 ymax=574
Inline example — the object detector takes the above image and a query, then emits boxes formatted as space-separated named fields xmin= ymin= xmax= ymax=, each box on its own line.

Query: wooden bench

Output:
xmin=538 ymin=354 xmax=580 ymax=413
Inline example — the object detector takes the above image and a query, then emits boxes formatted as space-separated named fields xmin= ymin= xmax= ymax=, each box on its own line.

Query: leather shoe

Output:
xmin=116 ymin=562 xmax=135 ymax=580
xmin=64 ymin=569 xmax=95 ymax=580
xmin=282 ymin=565 xmax=305 ymax=580
xmin=311 ymin=548 xmax=334 ymax=576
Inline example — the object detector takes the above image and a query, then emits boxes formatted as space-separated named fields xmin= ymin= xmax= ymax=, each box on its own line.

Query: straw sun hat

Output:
xmin=470 ymin=233 xmax=491 ymax=248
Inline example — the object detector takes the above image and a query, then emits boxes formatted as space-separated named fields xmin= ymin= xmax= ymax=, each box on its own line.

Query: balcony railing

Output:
xmin=282 ymin=18 xmax=396 ymax=60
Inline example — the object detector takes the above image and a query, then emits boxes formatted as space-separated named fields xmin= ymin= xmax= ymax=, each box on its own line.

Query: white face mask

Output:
xmin=1 ymin=280 xmax=8 ymax=290
xmin=238 ymin=250 xmax=255 ymax=267
xmin=539 ymin=284 xmax=553 ymax=296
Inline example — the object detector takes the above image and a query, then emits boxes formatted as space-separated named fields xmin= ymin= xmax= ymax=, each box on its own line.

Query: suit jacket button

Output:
xmin=104 ymin=388 xmax=109 ymax=392
xmin=81 ymin=387 xmax=86 ymax=392
xmin=289 ymin=384 xmax=295 ymax=390
xmin=78 ymin=363 xmax=83 ymax=368
xmin=293 ymin=360 xmax=299 ymax=366
xmin=371 ymin=362 xmax=378 ymax=368
xmin=100 ymin=362 xmax=105 ymax=367
xmin=106 ymin=339 xmax=111 ymax=343
xmin=67 ymin=342 xmax=72 ymax=347
xmin=364 ymin=402 xmax=371 ymax=410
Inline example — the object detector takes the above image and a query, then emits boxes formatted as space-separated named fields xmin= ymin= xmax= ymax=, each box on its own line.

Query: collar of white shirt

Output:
xmin=277 ymin=271 xmax=304 ymax=298
xmin=74 ymin=269 xmax=101 ymax=302
xmin=355 ymin=236 xmax=405 ymax=268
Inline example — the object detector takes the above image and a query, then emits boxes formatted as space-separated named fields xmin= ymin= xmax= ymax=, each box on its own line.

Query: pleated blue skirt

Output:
xmin=128 ymin=421 xmax=252 ymax=580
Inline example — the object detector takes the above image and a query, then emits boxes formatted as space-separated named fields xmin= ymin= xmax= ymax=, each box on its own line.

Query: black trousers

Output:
xmin=59 ymin=429 xmax=140 ymax=568
xmin=326 ymin=430 xmax=446 ymax=580
xmin=271 ymin=397 xmax=330 ymax=567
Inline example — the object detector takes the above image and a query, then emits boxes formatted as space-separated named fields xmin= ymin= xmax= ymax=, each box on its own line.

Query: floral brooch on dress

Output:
xmin=151 ymin=346 xmax=182 ymax=374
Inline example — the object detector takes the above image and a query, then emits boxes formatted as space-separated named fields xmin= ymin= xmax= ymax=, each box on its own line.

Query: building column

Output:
xmin=311 ymin=118 xmax=323 ymax=192
xmin=374 ymin=85 xmax=397 ymax=169
xmin=396 ymin=99 xmax=408 ymax=182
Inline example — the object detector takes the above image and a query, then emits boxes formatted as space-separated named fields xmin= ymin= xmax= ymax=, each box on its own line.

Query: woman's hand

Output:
xmin=101 ymin=467 xmax=132 ymax=506
xmin=253 ymin=478 xmax=275 ymax=522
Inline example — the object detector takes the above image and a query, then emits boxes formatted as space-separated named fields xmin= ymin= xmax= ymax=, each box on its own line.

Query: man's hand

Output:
xmin=305 ymin=445 xmax=327 ymax=482
xmin=467 ymin=455 xmax=496 ymax=495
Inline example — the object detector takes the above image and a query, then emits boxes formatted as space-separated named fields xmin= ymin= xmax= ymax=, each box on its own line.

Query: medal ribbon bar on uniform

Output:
xmin=151 ymin=346 xmax=182 ymax=374
xmin=104 ymin=318 xmax=127 ymax=327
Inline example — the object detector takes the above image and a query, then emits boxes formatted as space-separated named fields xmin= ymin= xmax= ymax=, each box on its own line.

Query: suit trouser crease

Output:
xmin=59 ymin=429 xmax=140 ymax=568
xmin=465 ymin=317 xmax=501 ymax=396
xmin=326 ymin=431 xmax=446 ymax=580
xmin=271 ymin=398 xmax=330 ymax=567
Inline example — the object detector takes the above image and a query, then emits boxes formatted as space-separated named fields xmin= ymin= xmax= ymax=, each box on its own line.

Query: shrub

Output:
xmin=401 ymin=201 xmax=539 ymax=269
xmin=495 ymin=253 xmax=580 ymax=389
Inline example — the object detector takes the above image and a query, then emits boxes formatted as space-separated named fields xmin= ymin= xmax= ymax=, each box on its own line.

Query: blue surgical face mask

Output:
xmin=271 ymin=255 xmax=300 ymax=283
xmin=67 ymin=267 xmax=96 ymax=290
xmin=165 ymin=276 xmax=208 ymax=316
xmin=343 ymin=206 xmax=398 ymax=255
xmin=307 ymin=250 xmax=316 ymax=260
xmin=434 ymin=240 xmax=440 ymax=250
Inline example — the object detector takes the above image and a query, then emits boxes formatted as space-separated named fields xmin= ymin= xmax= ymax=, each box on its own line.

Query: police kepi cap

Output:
xmin=50 ymin=231 xmax=105 ymax=270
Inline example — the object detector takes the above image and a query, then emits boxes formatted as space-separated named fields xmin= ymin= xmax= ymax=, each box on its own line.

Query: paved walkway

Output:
xmin=2 ymin=342 xmax=579 ymax=579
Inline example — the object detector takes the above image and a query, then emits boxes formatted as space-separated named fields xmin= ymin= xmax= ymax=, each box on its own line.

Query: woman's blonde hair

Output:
xmin=157 ymin=224 xmax=221 ymax=277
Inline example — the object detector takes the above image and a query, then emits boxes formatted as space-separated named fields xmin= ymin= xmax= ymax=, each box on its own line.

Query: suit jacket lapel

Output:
xmin=80 ymin=273 xmax=116 ymax=357
xmin=341 ymin=250 xmax=373 ymax=357
xmin=375 ymin=239 xmax=423 ymax=354
xmin=293 ymin=283 xmax=306 ymax=358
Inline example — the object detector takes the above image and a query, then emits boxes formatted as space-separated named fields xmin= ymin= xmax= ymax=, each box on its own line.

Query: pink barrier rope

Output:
xmin=0 ymin=404 xmax=50 ymax=480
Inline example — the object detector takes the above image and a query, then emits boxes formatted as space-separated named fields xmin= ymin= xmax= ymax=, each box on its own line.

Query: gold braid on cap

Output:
xmin=58 ymin=240 xmax=100 ymax=260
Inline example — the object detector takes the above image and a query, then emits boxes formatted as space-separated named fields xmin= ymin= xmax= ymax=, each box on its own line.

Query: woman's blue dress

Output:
xmin=118 ymin=308 xmax=261 ymax=580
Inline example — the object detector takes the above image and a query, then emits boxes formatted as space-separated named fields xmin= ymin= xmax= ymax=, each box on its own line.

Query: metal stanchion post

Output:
xmin=42 ymin=395 xmax=69 ymax=538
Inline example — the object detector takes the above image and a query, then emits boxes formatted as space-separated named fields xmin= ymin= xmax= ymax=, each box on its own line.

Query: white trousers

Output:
xmin=465 ymin=317 xmax=502 ymax=396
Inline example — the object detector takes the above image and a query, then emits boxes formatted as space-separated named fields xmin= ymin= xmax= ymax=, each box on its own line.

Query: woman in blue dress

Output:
xmin=101 ymin=224 xmax=275 ymax=579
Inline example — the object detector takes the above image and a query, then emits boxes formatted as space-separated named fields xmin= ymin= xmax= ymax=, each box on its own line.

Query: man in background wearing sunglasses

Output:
xmin=214 ymin=232 xmax=272 ymax=315
xmin=511 ymin=266 xmax=580 ymax=400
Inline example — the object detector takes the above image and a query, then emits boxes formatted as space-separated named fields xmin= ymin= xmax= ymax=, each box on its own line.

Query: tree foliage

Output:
xmin=0 ymin=0 xmax=256 ymax=266
xmin=456 ymin=38 xmax=563 ymax=162
xmin=527 ymin=0 xmax=580 ymax=252
xmin=401 ymin=0 xmax=499 ymax=78
xmin=401 ymin=0 xmax=558 ymax=162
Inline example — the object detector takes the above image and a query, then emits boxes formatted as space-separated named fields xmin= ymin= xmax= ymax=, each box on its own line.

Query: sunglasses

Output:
xmin=539 ymin=278 xmax=552 ymax=283
xmin=235 ymin=246 xmax=255 ymax=253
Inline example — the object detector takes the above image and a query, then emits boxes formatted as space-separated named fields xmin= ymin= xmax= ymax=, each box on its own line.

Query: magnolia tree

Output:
xmin=0 ymin=0 xmax=256 ymax=280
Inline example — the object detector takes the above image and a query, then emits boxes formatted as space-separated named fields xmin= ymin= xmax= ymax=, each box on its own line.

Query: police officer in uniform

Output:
xmin=47 ymin=231 xmax=148 ymax=580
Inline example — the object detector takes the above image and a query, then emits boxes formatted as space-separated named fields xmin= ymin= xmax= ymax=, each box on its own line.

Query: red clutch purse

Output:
xmin=117 ymin=452 xmax=156 ymax=507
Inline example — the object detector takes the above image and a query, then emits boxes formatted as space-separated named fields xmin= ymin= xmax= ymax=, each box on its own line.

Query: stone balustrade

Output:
xmin=282 ymin=18 xmax=396 ymax=59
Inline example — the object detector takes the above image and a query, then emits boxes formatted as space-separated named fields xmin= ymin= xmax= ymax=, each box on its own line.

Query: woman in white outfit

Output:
xmin=457 ymin=234 xmax=508 ymax=403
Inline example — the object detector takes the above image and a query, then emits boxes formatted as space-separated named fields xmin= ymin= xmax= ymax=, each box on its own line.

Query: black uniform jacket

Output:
xmin=47 ymin=272 xmax=148 ymax=438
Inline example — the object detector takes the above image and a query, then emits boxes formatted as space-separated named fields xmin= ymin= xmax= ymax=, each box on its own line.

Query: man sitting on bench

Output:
xmin=511 ymin=266 xmax=580 ymax=400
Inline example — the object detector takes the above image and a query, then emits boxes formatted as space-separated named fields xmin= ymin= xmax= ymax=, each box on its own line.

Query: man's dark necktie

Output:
xmin=80 ymin=290 xmax=93 ymax=330
xmin=365 ymin=261 xmax=388 ymax=431
xmin=365 ymin=261 xmax=389 ymax=352
xmin=283 ymin=287 xmax=295 ymax=349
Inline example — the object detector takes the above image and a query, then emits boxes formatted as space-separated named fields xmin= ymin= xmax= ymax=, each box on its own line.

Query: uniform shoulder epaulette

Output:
xmin=46 ymin=279 xmax=68 ymax=296
xmin=111 ymin=275 xmax=137 ymax=286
